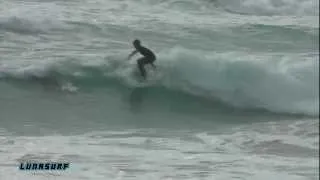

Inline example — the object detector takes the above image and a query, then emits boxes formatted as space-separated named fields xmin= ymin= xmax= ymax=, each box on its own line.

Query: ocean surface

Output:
xmin=0 ymin=0 xmax=319 ymax=179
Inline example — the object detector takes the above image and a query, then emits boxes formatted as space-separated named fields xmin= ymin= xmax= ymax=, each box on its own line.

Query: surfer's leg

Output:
xmin=137 ymin=57 xmax=148 ymax=79
xmin=150 ymin=56 xmax=156 ymax=69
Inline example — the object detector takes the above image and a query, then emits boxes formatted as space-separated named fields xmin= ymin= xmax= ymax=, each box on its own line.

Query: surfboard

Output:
xmin=131 ymin=69 xmax=144 ymax=81
xmin=129 ymin=69 xmax=150 ymax=86
xmin=128 ymin=67 xmax=159 ymax=87
xmin=117 ymin=60 xmax=161 ymax=87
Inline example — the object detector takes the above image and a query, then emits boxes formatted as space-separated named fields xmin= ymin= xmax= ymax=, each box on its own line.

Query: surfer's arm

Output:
xmin=128 ymin=50 xmax=138 ymax=60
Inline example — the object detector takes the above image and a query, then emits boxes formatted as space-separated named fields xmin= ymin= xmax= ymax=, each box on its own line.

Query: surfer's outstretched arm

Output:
xmin=128 ymin=50 xmax=138 ymax=60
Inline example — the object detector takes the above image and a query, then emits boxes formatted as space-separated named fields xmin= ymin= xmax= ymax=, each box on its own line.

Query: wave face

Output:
xmin=0 ymin=0 xmax=318 ymax=117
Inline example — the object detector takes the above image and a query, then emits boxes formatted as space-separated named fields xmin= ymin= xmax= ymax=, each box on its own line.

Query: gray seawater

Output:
xmin=0 ymin=0 xmax=319 ymax=179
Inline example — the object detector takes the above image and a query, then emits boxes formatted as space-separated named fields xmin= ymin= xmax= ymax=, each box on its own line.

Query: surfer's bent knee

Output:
xmin=138 ymin=56 xmax=155 ymax=65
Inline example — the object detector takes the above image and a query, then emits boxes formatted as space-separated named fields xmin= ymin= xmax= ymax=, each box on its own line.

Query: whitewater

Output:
xmin=0 ymin=0 xmax=319 ymax=179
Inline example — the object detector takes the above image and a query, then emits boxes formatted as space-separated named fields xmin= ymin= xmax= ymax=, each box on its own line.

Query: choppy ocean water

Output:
xmin=0 ymin=0 xmax=319 ymax=179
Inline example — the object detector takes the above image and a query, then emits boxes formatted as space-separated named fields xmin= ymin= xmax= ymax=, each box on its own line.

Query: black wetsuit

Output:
xmin=136 ymin=45 xmax=156 ymax=78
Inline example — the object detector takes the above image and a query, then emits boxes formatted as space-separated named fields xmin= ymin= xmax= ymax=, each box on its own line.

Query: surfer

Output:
xmin=128 ymin=39 xmax=156 ymax=79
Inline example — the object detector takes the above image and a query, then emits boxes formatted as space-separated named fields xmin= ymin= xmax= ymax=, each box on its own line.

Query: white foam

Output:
xmin=159 ymin=47 xmax=319 ymax=115
xmin=0 ymin=122 xmax=317 ymax=180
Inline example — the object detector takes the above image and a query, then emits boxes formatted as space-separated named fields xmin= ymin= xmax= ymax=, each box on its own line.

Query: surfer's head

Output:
xmin=133 ymin=39 xmax=141 ymax=47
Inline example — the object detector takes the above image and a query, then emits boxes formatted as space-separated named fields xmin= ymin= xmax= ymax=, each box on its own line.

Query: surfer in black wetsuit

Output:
xmin=128 ymin=39 xmax=156 ymax=79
